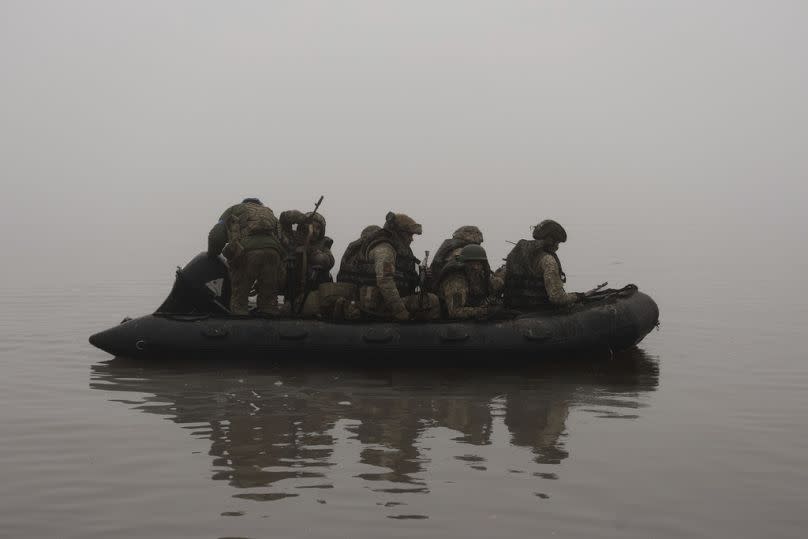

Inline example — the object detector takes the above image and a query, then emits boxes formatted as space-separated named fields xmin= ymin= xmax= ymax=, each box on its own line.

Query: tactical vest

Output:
xmin=229 ymin=203 xmax=279 ymax=239
xmin=503 ymin=239 xmax=563 ymax=309
xmin=430 ymin=238 xmax=475 ymax=275
xmin=337 ymin=228 xmax=420 ymax=295
xmin=218 ymin=203 xmax=282 ymax=258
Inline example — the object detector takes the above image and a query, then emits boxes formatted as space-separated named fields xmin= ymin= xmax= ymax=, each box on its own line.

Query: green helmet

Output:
xmin=458 ymin=244 xmax=489 ymax=263
xmin=532 ymin=219 xmax=567 ymax=242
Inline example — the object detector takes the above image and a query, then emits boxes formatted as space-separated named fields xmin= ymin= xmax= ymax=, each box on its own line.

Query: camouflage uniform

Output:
xmin=337 ymin=213 xmax=440 ymax=321
xmin=279 ymin=209 xmax=335 ymax=309
xmin=436 ymin=245 xmax=505 ymax=320
xmin=209 ymin=199 xmax=284 ymax=315
xmin=503 ymin=220 xmax=581 ymax=309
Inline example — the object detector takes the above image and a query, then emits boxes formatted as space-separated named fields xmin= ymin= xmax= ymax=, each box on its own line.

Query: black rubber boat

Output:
xmin=89 ymin=253 xmax=660 ymax=360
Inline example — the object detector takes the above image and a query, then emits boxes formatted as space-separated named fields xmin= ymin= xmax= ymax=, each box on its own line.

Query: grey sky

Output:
xmin=2 ymin=1 xmax=806 ymax=285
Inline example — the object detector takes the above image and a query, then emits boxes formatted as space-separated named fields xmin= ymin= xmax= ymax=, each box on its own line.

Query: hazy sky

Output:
xmin=2 ymin=1 xmax=806 ymax=285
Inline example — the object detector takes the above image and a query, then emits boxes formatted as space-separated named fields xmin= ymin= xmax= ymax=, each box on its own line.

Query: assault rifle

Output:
xmin=418 ymin=250 xmax=430 ymax=309
xmin=584 ymin=281 xmax=608 ymax=297
xmin=296 ymin=195 xmax=325 ymax=314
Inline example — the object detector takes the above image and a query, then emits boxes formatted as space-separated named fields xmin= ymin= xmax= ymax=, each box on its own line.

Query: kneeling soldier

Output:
xmin=435 ymin=244 xmax=504 ymax=319
xmin=337 ymin=212 xmax=440 ymax=321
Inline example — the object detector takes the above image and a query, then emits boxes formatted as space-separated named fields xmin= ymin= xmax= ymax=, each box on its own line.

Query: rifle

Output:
xmin=310 ymin=195 xmax=324 ymax=219
xmin=418 ymin=250 xmax=430 ymax=309
xmin=584 ymin=281 xmax=608 ymax=296
xmin=297 ymin=195 xmax=325 ymax=314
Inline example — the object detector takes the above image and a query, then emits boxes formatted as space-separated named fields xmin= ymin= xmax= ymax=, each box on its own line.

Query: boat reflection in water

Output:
xmin=90 ymin=349 xmax=658 ymax=512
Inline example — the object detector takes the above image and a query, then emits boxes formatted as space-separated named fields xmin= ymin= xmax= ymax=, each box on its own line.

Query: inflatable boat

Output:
xmin=89 ymin=253 xmax=660 ymax=360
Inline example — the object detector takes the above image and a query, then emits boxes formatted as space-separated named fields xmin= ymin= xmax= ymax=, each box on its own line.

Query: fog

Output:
xmin=2 ymin=1 xmax=806 ymax=287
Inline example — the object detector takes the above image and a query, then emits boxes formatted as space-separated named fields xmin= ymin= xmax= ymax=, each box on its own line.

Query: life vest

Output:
xmin=337 ymin=228 xmax=420 ymax=295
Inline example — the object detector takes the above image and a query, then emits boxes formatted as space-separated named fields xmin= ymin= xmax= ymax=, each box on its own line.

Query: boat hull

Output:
xmin=89 ymin=291 xmax=659 ymax=360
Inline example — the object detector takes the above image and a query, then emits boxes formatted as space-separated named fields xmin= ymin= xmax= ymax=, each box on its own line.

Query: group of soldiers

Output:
xmin=207 ymin=197 xmax=586 ymax=321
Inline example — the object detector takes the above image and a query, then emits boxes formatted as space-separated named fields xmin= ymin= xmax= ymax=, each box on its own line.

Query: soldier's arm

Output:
xmin=370 ymin=243 xmax=407 ymax=316
xmin=441 ymin=274 xmax=488 ymax=319
xmin=538 ymin=255 xmax=579 ymax=306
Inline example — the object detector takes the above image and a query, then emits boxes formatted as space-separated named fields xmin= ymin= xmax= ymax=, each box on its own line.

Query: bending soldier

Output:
xmin=279 ymin=208 xmax=335 ymax=309
xmin=435 ymin=244 xmax=505 ymax=320
xmin=503 ymin=219 xmax=583 ymax=309
xmin=207 ymin=198 xmax=284 ymax=315
xmin=337 ymin=212 xmax=440 ymax=321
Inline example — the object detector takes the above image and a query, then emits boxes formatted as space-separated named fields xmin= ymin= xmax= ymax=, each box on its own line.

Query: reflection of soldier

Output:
xmin=433 ymin=396 xmax=493 ymax=446
xmin=90 ymin=350 xmax=658 ymax=502
xmin=504 ymin=389 xmax=570 ymax=464
xmin=429 ymin=225 xmax=485 ymax=276
xmin=207 ymin=198 xmax=284 ymax=315
xmin=503 ymin=219 xmax=583 ymax=310
xmin=434 ymin=244 xmax=505 ymax=320
xmin=337 ymin=212 xmax=440 ymax=321
xmin=279 ymin=209 xmax=335 ymax=310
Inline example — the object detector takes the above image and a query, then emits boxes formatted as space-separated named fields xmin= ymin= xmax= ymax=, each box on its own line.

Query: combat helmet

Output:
xmin=457 ymin=244 xmax=489 ymax=264
xmin=532 ymin=219 xmax=567 ymax=242
xmin=452 ymin=225 xmax=483 ymax=244
xmin=385 ymin=212 xmax=422 ymax=235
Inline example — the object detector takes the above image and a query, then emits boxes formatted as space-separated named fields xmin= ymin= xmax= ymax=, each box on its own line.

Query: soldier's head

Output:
xmin=458 ymin=244 xmax=490 ymax=291
xmin=452 ymin=225 xmax=483 ymax=245
xmin=305 ymin=212 xmax=326 ymax=240
xmin=242 ymin=197 xmax=262 ymax=205
xmin=532 ymin=219 xmax=567 ymax=252
xmin=384 ymin=212 xmax=422 ymax=245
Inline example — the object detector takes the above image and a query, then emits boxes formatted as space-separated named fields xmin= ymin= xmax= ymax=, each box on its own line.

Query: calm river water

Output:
xmin=1 ymin=223 xmax=806 ymax=538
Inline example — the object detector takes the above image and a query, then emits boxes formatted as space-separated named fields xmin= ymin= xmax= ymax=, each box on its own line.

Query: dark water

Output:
xmin=2 ymin=224 xmax=807 ymax=538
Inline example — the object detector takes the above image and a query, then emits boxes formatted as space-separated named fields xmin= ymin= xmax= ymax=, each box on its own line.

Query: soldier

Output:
xmin=429 ymin=225 xmax=484 ymax=276
xmin=337 ymin=212 xmax=440 ymax=321
xmin=278 ymin=208 xmax=335 ymax=310
xmin=207 ymin=198 xmax=284 ymax=315
xmin=435 ymin=244 xmax=505 ymax=320
xmin=503 ymin=219 xmax=584 ymax=309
